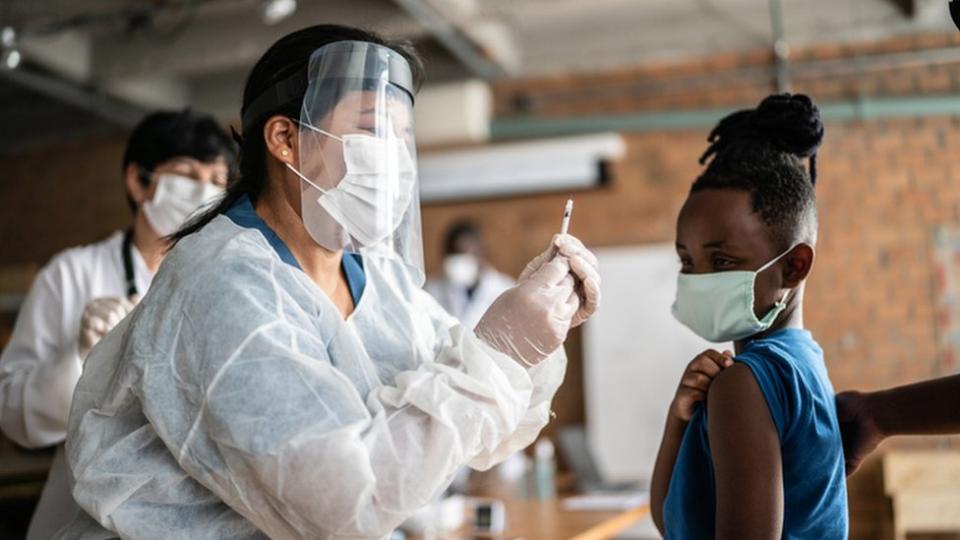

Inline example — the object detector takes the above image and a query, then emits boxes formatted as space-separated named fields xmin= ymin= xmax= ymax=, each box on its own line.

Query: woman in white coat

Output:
xmin=57 ymin=25 xmax=601 ymax=539
xmin=0 ymin=110 xmax=235 ymax=540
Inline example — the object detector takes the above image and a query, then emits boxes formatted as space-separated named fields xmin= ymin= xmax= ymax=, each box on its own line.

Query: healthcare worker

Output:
xmin=0 ymin=109 xmax=236 ymax=540
xmin=56 ymin=24 xmax=601 ymax=539
xmin=426 ymin=220 xmax=515 ymax=330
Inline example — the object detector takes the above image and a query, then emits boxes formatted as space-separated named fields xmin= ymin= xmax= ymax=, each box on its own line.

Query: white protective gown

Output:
xmin=0 ymin=231 xmax=153 ymax=540
xmin=58 ymin=213 xmax=566 ymax=540
xmin=425 ymin=269 xmax=515 ymax=330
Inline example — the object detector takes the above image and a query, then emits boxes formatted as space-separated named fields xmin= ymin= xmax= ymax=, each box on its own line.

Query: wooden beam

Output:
xmin=90 ymin=0 xmax=423 ymax=80
xmin=886 ymin=0 xmax=917 ymax=17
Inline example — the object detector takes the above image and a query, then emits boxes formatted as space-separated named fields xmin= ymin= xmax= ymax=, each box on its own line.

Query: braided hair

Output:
xmin=692 ymin=93 xmax=824 ymax=249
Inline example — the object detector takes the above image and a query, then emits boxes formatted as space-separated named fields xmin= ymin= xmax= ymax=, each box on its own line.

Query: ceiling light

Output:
xmin=2 ymin=49 xmax=21 ymax=70
xmin=262 ymin=0 xmax=297 ymax=25
xmin=0 ymin=27 xmax=18 ymax=70
xmin=1 ymin=27 xmax=15 ymax=48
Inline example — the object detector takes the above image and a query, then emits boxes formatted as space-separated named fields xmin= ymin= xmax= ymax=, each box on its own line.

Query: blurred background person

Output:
xmin=426 ymin=220 xmax=515 ymax=329
xmin=0 ymin=109 xmax=236 ymax=540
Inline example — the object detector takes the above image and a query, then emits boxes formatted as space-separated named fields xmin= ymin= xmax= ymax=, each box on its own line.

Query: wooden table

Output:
xmin=884 ymin=451 xmax=960 ymax=540
xmin=436 ymin=497 xmax=650 ymax=540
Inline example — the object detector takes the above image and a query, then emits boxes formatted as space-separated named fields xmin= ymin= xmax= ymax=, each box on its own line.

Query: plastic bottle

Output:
xmin=533 ymin=438 xmax=557 ymax=500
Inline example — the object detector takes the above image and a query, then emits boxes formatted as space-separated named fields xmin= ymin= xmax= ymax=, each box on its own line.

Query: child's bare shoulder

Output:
xmin=707 ymin=364 xmax=769 ymax=421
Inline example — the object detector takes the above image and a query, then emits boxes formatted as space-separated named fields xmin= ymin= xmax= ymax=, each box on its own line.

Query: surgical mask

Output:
xmin=443 ymin=254 xmax=480 ymax=287
xmin=142 ymin=173 xmax=224 ymax=237
xmin=288 ymin=125 xmax=416 ymax=247
xmin=671 ymin=247 xmax=794 ymax=343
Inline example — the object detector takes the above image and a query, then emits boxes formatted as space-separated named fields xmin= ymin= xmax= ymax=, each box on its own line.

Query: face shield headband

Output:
xmin=240 ymin=41 xmax=415 ymax=133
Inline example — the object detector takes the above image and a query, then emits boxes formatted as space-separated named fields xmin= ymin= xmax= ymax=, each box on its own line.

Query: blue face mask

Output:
xmin=671 ymin=246 xmax=794 ymax=343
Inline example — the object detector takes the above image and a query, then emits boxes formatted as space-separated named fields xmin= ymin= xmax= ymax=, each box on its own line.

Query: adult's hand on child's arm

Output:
xmin=837 ymin=374 xmax=960 ymax=476
xmin=650 ymin=349 xmax=733 ymax=535
xmin=835 ymin=391 xmax=885 ymax=476
xmin=708 ymin=364 xmax=783 ymax=540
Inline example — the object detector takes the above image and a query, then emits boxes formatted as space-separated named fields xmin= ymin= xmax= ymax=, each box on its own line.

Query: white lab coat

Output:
xmin=425 ymin=269 xmax=515 ymax=330
xmin=57 ymin=215 xmax=565 ymax=539
xmin=0 ymin=231 xmax=153 ymax=540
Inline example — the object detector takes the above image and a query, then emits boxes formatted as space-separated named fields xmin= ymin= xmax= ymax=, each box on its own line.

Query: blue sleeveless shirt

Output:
xmin=663 ymin=329 xmax=847 ymax=539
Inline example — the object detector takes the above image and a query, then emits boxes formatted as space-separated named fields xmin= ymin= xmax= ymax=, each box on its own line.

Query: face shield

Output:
xmin=289 ymin=41 xmax=423 ymax=285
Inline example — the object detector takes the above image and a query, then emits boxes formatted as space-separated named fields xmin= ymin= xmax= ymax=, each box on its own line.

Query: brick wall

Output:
xmin=494 ymin=31 xmax=960 ymax=118
xmin=0 ymin=134 xmax=130 ymax=265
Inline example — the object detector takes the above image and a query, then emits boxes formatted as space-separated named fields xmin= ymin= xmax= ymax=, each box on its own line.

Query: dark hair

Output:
xmin=122 ymin=109 xmax=237 ymax=212
xmin=443 ymin=219 xmax=482 ymax=255
xmin=691 ymin=93 xmax=824 ymax=249
xmin=171 ymin=24 xmax=424 ymax=244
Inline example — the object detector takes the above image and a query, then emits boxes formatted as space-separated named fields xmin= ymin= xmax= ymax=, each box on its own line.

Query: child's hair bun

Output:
xmin=755 ymin=94 xmax=824 ymax=162
xmin=700 ymin=93 xmax=824 ymax=184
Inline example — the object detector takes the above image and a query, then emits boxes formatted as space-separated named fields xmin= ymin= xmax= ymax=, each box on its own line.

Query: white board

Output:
xmin=581 ymin=244 xmax=726 ymax=483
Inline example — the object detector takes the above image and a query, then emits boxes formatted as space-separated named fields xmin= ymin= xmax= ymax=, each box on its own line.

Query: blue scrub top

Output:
xmin=224 ymin=194 xmax=366 ymax=305
xmin=662 ymin=328 xmax=848 ymax=539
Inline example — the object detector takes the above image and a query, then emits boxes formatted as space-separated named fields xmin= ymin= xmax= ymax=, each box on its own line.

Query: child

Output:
xmin=650 ymin=94 xmax=847 ymax=539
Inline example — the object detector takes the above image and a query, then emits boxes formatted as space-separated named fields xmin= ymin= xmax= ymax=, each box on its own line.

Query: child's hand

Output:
xmin=671 ymin=349 xmax=735 ymax=422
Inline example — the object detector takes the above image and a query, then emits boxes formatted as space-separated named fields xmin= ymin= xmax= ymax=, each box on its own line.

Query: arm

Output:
xmin=651 ymin=350 xmax=733 ymax=534
xmin=471 ymin=346 xmax=566 ymax=469
xmin=417 ymin=288 xmax=568 ymax=471
xmin=708 ymin=364 xmax=783 ymax=540
xmin=651 ymin=412 xmax=689 ymax=533
xmin=191 ymin=326 xmax=547 ymax=538
xmin=130 ymin=262 xmax=566 ymax=540
xmin=0 ymin=264 xmax=81 ymax=448
xmin=837 ymin=374 xmax=960 ymax=475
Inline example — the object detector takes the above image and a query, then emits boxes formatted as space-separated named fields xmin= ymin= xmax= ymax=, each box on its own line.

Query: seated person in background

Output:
xmin=426 ymin=220 xmax=514 ymax=329
xmin=650 ymin=94 xmax=848 ymax=539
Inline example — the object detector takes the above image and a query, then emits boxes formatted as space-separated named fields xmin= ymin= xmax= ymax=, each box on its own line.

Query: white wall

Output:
xmin=582 ymin=244 xmax=726 ymax=483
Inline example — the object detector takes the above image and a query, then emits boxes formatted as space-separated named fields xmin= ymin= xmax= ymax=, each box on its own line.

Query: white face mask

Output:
xmin=671 ymin=246 xmax=794 ymax=343
xmin=443 ymin=254 xmax=480 ymax=287
xmin=142 ymin=173 xmax=224 ymax=237
xmin=288 ymin=127 xmax=416 ymax=247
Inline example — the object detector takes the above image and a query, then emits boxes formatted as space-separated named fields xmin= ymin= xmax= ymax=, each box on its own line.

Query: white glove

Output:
xmin=475 ymin=257 xmax=579 ymax=367
xmin=519 ymin=234 xmax=601 ymax=328
xmin=78 ymin=296 xmax=138 ymax=360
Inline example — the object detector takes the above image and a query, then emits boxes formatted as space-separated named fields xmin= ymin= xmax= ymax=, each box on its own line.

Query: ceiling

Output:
xmin=482 ymin=0 xmax=954 ymax=75
xmin=0 ymin=0 xmax=956 ymax=154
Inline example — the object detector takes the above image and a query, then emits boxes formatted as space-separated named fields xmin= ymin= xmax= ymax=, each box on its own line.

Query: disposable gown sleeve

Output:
xmin=142 ymin=260 xmax=565 ymax=540
xmin=414 ymin=288 xmax=567 ymax=471
xmin=0 ymin=261 xmax=82 ymax=448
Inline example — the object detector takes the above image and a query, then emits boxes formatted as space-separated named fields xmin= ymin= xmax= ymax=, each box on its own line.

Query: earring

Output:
xmin=281 ymin=149 xmax=290 ymax=157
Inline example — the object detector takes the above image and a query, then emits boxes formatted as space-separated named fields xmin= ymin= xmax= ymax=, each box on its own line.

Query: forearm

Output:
xmin=651 ymin=411 xmax=688 ymax=534
xmin=164 ymin=325 xmax=543 ymax=538
xmin=470 ymin=345 xmax=567 ymax=470
xmin=0 ymin=348 xmax=80 ymax=448
xmin=868 ymin=374 xmax=960 ymax=436
xmin=0 ymin=269 xmax=79 ymax=448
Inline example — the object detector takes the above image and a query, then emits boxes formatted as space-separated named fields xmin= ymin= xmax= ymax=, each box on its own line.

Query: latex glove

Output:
xmin=78 ymin=296 xmax=138 ymax=360
xmin=519 ymin=234 xmax=601 ymax=328
xmin=475 ymin=257 xmax=579 ymax=367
